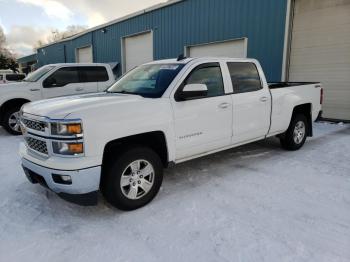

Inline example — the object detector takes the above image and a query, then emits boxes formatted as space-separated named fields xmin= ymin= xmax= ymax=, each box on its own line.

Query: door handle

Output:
xmin=218 ymin=102 xmax=231 ymax=109
xmin=260 ymin=97 xmax=268 ymax=102
xmin=30 ymin=88 xmax=40 ymax=92
xmin=75 ymin=87 xmax=84 ymax=92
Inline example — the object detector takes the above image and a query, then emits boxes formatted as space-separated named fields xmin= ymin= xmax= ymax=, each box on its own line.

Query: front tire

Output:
xmin=3 ymin=106 xmax=22 ymax=135
xmin=280 ymin=114 xmax=308 ymax=151
xmin=101 ymin=147 xmax=163 ymax=211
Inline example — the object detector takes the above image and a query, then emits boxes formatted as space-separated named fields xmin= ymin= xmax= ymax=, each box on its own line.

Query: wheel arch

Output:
xmin=101 ymin=131 xmax=170 ymax=171
xmin=0 ymin=98 xmax=30 ymax=124
xmin=291 ymin=103 xmax=313 ymax=137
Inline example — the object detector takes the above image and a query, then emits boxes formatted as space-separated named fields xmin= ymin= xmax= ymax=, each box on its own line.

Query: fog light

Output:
xmin=52 ymin=174 xmax=72 ymax=185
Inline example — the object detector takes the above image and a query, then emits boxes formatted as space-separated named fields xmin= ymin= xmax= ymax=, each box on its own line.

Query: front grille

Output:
xmin=25 ymin=137 xmax=48 ymax=155
xmin=22 ymin=118 xmax=47 ymax=132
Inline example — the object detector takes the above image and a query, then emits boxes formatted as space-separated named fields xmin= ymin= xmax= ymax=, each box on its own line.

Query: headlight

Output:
xmin=52 ymin=141 xmax=84 ymax=155
xmin=51 ymin=122 xmax=82 ymax=136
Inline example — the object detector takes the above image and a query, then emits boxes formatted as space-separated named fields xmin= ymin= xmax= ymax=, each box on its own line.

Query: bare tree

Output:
xmin=37 ymin=25 xmax=87 ymax=48
xmin=0 ymin=26 xmax=18 ymax=71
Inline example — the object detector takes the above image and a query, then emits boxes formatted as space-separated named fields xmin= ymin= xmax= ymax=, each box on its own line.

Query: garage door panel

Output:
xmin=124 ymin=32 xmax=153 ymax=72
xmin=292 ymin=28 xmax=350 ymax=48
xmin=289 ymin=72 xmax=350 ymax=85
xmin=293 ymin=5 xmax=350 ymax=29
xmin=290 ymin=45 xmax=350 ymax=65
xmin=187 ymin=39 xmax=247 ymax=58
xmin=77 ymin=46 xmax=93 ymax=63
xmin=290 ymin=0 xmax=350 ymax=119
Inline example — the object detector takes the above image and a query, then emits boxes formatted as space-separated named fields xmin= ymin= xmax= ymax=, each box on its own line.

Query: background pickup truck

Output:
xmin=0 ymin=71 xmax=26 ymax=84
xmin=0 ymin=63 xmax=115 ymax=135
xmin=19 ymin=57 xmax=323 ymax=210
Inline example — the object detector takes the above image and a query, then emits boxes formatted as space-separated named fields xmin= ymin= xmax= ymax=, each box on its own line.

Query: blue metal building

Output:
xmin=35 ymin=0 xmax=289 ymax=82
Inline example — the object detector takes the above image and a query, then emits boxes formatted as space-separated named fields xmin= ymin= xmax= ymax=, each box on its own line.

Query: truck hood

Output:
xmin=0 ymin=81 xmax=30 ymax=91
xmin=23 ymin=92 xmax=143 ymax=119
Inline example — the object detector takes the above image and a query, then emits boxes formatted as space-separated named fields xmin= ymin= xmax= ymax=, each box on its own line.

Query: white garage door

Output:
xmin=123 ymin=32 xmax=153 ymax=72
xmin=76 ymin=46 xmax=93 ymax=63
xmin=289 ymin=0 xmax=350 ymax=120
xmin=186 ymin=38 xmax=247 ymax=58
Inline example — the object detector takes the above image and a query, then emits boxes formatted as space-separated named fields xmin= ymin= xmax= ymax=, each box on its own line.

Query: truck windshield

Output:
xmin=107 ymin=64 xmax=184 ymax=98
xmin=24 ymin=65 xmax=56 ymax=82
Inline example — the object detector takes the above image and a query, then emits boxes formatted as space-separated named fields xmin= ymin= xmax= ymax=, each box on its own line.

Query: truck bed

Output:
xmin=268 ymin=82 xmax=320 ymax=89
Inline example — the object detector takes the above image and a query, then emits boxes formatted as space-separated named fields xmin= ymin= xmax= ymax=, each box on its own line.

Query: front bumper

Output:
xmin=21 ymin=158 xmax=101 ymax=206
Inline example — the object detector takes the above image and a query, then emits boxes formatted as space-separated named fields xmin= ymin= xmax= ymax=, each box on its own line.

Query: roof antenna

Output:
xmin=177 ymin=54 xmax=186 ymax=61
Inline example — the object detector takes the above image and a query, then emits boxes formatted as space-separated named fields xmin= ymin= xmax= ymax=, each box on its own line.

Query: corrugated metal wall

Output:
xmin=37 ymin=0 xmax=288 ymax=81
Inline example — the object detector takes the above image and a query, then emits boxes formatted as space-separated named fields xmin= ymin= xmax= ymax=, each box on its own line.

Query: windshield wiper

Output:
xmin=106 ymin=90 xmax=141 ymax=96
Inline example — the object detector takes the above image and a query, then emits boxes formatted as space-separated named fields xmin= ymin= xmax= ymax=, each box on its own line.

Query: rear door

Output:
xmin=227 ymin=62 xmax=271 ymax=144
xmin=171 ymin=62 xmax=233 ymax=160
xmin=79 ymin=66 xmax=110 ymax=92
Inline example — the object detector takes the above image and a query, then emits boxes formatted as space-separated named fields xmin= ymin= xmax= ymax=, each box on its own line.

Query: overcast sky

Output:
xmin=0 ymin=0 xmax=167 ymax=57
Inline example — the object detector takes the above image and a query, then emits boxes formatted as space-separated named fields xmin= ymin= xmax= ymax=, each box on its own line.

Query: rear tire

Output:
xmin=101 ymin=147 xmax=163 ymax=211
xmin=280 ymin=114 xmax=308 ymax=151
xmin=3 ymin=106 xmax=22 ymax=135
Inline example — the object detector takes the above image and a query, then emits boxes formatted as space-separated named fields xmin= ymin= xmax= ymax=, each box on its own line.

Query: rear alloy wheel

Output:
xmin=102 ymin=147 xmax=163 ymax=211
xmin=3 ymin=107 xmax=22 ymax=135
xmin=280 ymin=114 xmax=308 ymax=151
xmin=293 ymin=121 xmax=306 ymax=145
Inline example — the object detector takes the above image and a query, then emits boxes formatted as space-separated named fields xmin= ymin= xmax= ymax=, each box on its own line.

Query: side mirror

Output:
xmin=178 ymin=84 xmax=208 ymax=101
xmin=43 ymin=77 xmax=57 ymax=88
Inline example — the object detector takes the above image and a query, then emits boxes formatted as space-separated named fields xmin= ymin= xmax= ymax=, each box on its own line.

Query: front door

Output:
xmin=42 ymin=67 xmax=97 ymax=99
xmin=172 ymin=62 xmax=233 ymax=160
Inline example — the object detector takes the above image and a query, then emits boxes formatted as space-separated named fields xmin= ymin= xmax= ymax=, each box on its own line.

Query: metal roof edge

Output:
xmin=38 ymin=0 xmax=184 ymax=49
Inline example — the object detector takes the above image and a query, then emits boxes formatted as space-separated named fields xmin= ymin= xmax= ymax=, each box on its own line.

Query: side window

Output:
xmin=184 ymin=63 xmax=224 ymax=98
xmin=6 ymin=74 xmax=25 ymax=81
xmin=80 ymin=66 xmax=109 ymax=82
xmin=0 ymin=75 xmax=3 ymax=81
xmin=43 ymin=67 xmax=79 ymax=88
xmin=227 ymin=62 xmax=262 ymax=93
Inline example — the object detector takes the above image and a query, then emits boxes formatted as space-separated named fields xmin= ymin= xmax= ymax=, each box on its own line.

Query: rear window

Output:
xmin=0 ymin=75 xmax=3 ymax=80
xmin=5 ymin=74 xmax=26 ymax=81
xmin=79 ymin=66 xmax=109 ymax=82
xmin=227 ymin=62 xmax=262 ymax=93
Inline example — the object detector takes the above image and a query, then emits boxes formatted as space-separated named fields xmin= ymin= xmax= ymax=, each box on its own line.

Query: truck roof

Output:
xmin=146 ymin=57 xmax=259 ymax=65
xmin=45 ymin=63 xmax=112 ymax=67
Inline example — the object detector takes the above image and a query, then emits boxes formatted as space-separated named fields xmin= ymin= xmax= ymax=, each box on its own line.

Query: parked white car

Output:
xmin=0 ymin=71 xmax=26 ymax=84
xmin=0 ymin=63 xmax=115 ymax=135
xmin=19 ymin=57 xmax=323 ymax=210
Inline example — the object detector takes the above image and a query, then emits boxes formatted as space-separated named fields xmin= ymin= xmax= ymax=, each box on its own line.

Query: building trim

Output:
xmin=282 ymin=0 xmax=296 ymax=81
xmin=281 ymin=0 xmax=292 ymax=81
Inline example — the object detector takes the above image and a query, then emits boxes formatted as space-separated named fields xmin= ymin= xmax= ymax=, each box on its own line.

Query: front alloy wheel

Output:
xmin=8 ymin=111 xmax=21 ymax=133
xmin=120 ymin=160 xmax=155 ymax=200
xmin=3 ymin=106 xmax=23 ymax=135
xmin=102 ymin=147 xmax=163 ymax=211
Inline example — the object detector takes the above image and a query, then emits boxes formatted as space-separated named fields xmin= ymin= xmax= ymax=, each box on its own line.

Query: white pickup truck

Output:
xmin=0 ymin=63 xmax=115 ymax=135
xmin=19 ymin=57 xmax=323 ymax=210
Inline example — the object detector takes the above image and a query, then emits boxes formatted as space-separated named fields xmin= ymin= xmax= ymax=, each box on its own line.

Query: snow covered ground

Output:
xmin=0 ymin=122 xmax=349 ymax=262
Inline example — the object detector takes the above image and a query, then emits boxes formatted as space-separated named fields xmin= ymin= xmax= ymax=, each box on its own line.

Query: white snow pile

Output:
xmin=0 ymin=122 xmax=349 ymax=262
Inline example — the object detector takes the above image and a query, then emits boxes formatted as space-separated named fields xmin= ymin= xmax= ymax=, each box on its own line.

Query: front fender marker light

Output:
xmin=68 ymin=143 xmax=84 ymax=154
xmin=52 ymin=142 xmax=84 ymax=155
xmin=67 ymin=124 xmax=82 ymax=134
